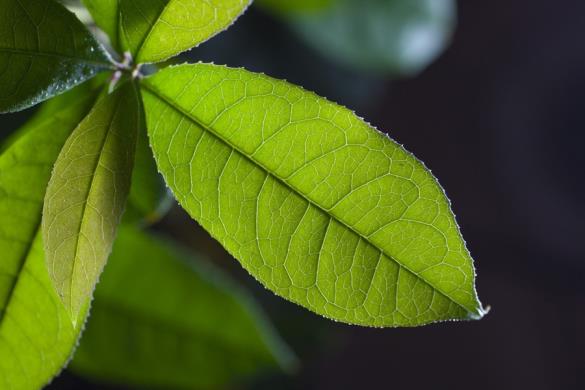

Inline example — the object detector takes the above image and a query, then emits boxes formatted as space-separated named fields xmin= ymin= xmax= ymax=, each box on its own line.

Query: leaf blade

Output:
xmin=0 ymin=85 xmax=98 ymax=389
xmin=71 ymin=225 xmax=295 ymax=388
xmin=42 ymin=82 xmax=141 ymax=323
xmin=0 ymin=0 xmax=112 ymax=113
xmin=118 ymin=0 xmax=252 ymax=64
xmin=142 ymin=64 xmax=485 ymax=327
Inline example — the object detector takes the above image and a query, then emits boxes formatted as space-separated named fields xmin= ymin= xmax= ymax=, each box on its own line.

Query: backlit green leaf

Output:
xmin=118 ymin=0 xmax=252 ymax=64
xmin=71 ymin=225 xmax=296 ymax=388
xmin=289 ymin=0 xmax=456 ymax=75
xmin=42 ymin=82 xmax=142 ymax=324
xmin=142 ymin=64 xmax=485 ymax=327
xmin=0 ymin=0 xmax=112 ymax=113
xmin=0 ymin=85 xmax=98 ymax=389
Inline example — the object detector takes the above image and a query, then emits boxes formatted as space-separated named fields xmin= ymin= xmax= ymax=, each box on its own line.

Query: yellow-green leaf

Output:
xmin=42 ymin=82 xmax=142 ymax=324
xmin=118 ymin=0 xmax=252 ymax=64
xmin=141 ymin=63 xmax=485 ymax=327
xmin=0 ymin=85 xmax=98 ymax=389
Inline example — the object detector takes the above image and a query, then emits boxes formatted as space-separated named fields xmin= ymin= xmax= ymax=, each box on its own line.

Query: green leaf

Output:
xmin=81 ymin=0 xmax=120 ymax=49
xmin=288 ymin=0 xmax=456 ymax=75
xmin=118 ymin=0 xmax=252 ymax=64
xmin=125 ymin=123 xmax=173 ymax=225
xmin=0 ymin=85 xmax=98 ymax=389
xmin=141 ymin=63 xmax=485 ymax=327
xmin=42 ymin=82 xmax=142 ymax=324
xmin=71 ymin=225 xmax=296 ymax=388
xmin=0 ymin=0 xmax=113 ymax=113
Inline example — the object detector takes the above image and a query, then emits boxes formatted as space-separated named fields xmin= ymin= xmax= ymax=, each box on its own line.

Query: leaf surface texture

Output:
xmin=142 ymin=64 xmax=484 ymax=327
xmin=118 ymin=0 xmax=251 ymax=63
xmin=0 ymin=0 xmax=111 ymax=112
xmin=42 ymin=82 xmax=141 ymax=322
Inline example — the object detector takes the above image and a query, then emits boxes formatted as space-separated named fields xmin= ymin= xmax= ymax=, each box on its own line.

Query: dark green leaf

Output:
xmin=0 ymin=0 xmax=113 ymax=113
xmin=125 ymin=123 xmax=173 ymax=225
xmin=141 ymin=64 xmax=485 ymax=327
xmin=42 ymin=82 xmax=142 ymax=323
xmin=71 ymin=225 xmax=296 ymax=389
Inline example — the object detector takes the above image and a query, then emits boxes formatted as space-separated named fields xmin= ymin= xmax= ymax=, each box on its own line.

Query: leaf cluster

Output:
xmin=0 ymin=0 xmax=484 ymax=388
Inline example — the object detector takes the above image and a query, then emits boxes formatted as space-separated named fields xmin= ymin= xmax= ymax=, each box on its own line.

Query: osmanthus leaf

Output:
xmin=125 ymin=124 xmax=173 ymax=224
xmin=0 ymin=85 xmax=99 ymax=389
xmin=141 ymin=64 xmax=486 ymax=327
xmin=118 ymin=0 xmax=252 ymax=64
xmin=0 ymin=0 xmax=113 ymax=113
xmin=71 ymin=226 xmax=296 ymax=388
xmin=42 ymin=81 xmax=142 ymax=324
xmin=288 ymin=0 xmax=456 ymax=75
xmin=81 ymin=0 xmax=120 ymax=49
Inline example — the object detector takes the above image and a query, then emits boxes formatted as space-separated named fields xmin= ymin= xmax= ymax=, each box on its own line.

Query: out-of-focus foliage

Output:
xmin=258 ymin=0 xmax=456 ymax=76
xmin=72 ymin=226 xmax=296 ymax=389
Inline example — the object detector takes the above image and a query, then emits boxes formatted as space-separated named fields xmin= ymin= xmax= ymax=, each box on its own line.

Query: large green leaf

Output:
xmin=0 ymin=0 xmax=112 ymax=113
xmin=289 ymin=0 xmax=456 ymax=75
xmin=141 ymin=64 xmax=485 ymax=327
xmin=0 ymin=85 xmax=98 ymax=389
xmin=81 ymin=0 xmax=120 ymax=49
xmin=42 ymin=82 xmax=142 ymax=323
xmin=71 ymin=226 xmax=295 ymax=388
xmin=118 ymin=0 xmax=252 ymax=64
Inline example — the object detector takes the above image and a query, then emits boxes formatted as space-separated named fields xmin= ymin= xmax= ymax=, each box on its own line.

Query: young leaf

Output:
xmin=0 ymin=0 xmax=112 ymax=113
xmin=71 ymin=226 xmax=296 ymax=388
xmin=81 ymin=0 xmax=120 ymax=49
xmin=141 ymin=64 xmax=485 ymax=327
xmin=118 ymin=0 xmax=252 ymax=64
xmin=42 ymin=82 xmax=142 ymax=324
xmin=289 ymin=0 xmax=456 ymax=75
xmin=0 ymin=86 xmax=98 ymax=389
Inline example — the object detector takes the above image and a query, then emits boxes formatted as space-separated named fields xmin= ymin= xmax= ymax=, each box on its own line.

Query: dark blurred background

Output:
xmin=3 ymin=0 xmax=584 ymax=389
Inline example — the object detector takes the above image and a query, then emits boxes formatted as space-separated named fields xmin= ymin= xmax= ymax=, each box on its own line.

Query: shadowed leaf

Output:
xmin=0 ymin=0 xmax=112 ymax=113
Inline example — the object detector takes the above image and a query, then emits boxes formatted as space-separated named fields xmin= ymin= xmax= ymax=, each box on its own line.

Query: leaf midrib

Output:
xmin=67 ymin=93 xmax=123 ymax=320
xmin=0 ymin=224 xmax=40 ymax=323
xmin=0 ymin=47 xmax=112 ymax=68
xmin=141 ymin=81 xmax=477 ymax=316
xmin=133 ymin=0 xmax=171 ymax=62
